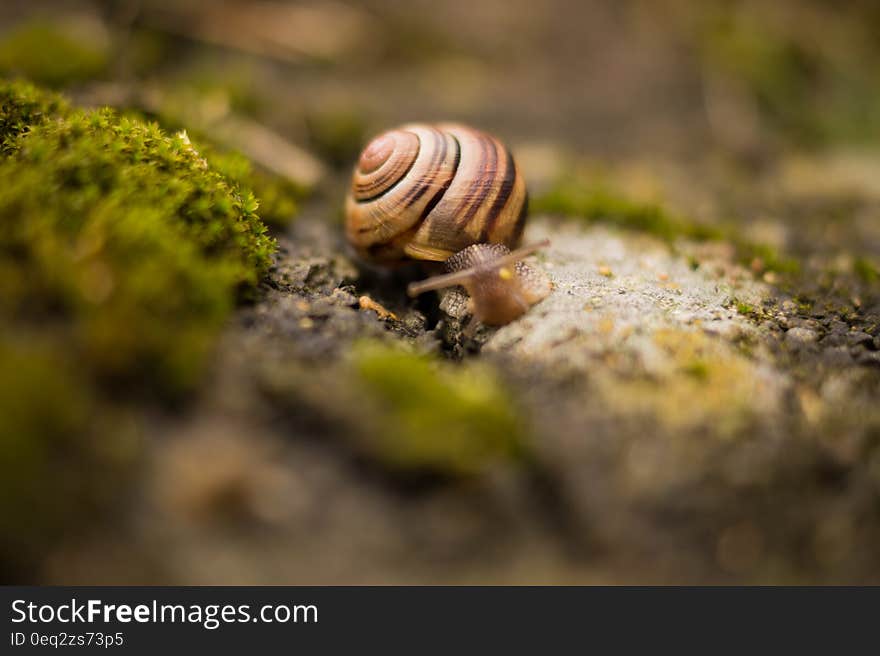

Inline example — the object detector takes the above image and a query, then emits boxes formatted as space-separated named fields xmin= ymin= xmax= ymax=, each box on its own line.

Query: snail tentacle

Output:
xmin=407 ymin=240 xmax=551 ymax=297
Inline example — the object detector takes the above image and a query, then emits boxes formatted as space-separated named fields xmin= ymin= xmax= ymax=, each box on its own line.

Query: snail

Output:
xmin=345 ymin=122 xmax=551 ymax=325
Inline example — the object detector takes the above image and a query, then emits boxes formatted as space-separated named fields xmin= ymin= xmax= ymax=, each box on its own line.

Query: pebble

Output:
xmin=789 ymin=317 xmax=821 ymax=331
xmin=786 ymin=327 xmax=819 ymax=344
xmin=847 ymin=331 xmax=874 ymax=348
xmin=821 ymin=332 xmax=848 ymax=348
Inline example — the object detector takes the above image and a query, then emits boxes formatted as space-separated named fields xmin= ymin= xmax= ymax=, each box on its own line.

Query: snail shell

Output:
xmin=345 ymin=123 xmax=528 ymax=263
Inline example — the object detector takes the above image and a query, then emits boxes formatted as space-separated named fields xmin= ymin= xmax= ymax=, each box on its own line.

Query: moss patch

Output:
xmin=197 ymin=142 xmax=302 ymax=228
xmin=533 ymin=174 xmax=799 ymax=274
xmin=534 ymin=175 xmax=724 ymax=242
xmin=0 ymin=80 xmax=69 ymax=153
xmin=351 ymin=342 xmax=527 ymax=475
xmin=0 ymin=79 xmax=274 ymax=576
xmin=695 ymin=5 xmax=880 ymax=147
xmin=133 ymin=100 xmax=305 ymax=228
xmin=854 ymin=257 xmax=879 ymax=285
xmin=0 ymin=335 xmax=138 ymax=575
xmin=305 ymin=108 xmax=368 ymax=168
xmin=733 ymin=299 xmax=773 ymax=322
xmin=0 ymin=96 xmax=274 ymax=391
xmin=0 ymin=20 xmax=109 ymax=88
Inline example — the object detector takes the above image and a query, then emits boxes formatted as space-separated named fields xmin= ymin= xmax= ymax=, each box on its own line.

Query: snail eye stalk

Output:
xmin=407 ymin=240 xmax=550 ymax=297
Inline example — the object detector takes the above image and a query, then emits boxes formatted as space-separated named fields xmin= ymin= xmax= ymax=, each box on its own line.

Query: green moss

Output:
xmin=177 ymin=64 xmax=266 ymax=119
xmin=0 ymin=21 xmax=109 ymax=88
xmin=701 ymin=12 xmax=818 ymax=143
xmin=696 ymin=6 xmax=880 ymax=146
xmin=131 ymin=104 xmax=304 ymax=228
xmin=0 ymin=80 xmax=275 ymax=575
xmin=305 ymin=109 xmax=367 ymax=168
xmin=352 ymin=342 xmax=527 ymax=475
xmin=0 ymin=90 xmax=274 ymax=391
xmin=198 ymin=144 xmax=301 ymax=228
xmin=533 ymin=176 xmax=724 ymax=243
xmin=741 ymin=242 xmax=800 ymax=276
xmin=732 ymin=298 xmax=774 ymax=323
xmin=0 ymin=80 xmax=69 ymax=154
xmin=682 ymin=360 xmax=710 ymax=381
xmin=794 ymin=295 xmax=815 ymax=314
xmin=0 ymin=335 xmax=137 ymax=576
xmin=124 ymin=28 xmax=174 ymax=78
xmin=533 ymin=174 xmax=800 ymax=274
xmin=854 ymin=257 xmax=879 ymax=284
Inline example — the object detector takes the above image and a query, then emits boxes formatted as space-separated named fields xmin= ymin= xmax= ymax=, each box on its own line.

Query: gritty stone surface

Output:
xmin=42 ymin=218 xmax=880 ymax=586
xmin=44 ymin=216 xmax=880 ymax=585
xmin=786 ymin=327 xmax=819 ymax=344
xmin=486 ymin=220 xmax=768 ymax=368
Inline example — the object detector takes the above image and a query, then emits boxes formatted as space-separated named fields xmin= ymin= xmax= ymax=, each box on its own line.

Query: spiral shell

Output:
xmin=345 ymin=123 xmax=528 ymax=263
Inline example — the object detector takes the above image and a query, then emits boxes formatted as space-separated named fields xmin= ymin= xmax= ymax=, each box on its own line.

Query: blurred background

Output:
xmin=2 ymin=0 xmax=878 ymax=254
xmin=1 ymin=0 xmax=879 ymax=584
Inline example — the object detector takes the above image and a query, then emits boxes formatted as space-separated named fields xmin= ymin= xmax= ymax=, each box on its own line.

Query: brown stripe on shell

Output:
xmin=353 ymin=131 xmax=419 ymax=202
xmin=453 ymin=130 xmax=491 ymax=228
xmin=351 ymin=127 xmax=451 ymax=242
xmin=510 ymin=190 xmax=529 ymax=245
xmin=400 ymin=127 xmax=446 ymax=209
xmin=459 ymin=135 xmax=500 ymax=230
xmin=418 ymin=132 xmax=461 ymax=224
xmin=356 ymin=128 xmax=445 ymax=232
xmin=479 ymin=148 xmax=517 ymax=241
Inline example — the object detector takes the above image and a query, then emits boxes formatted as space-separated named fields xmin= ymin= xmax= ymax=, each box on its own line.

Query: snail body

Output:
xmin=407 ymin=240 xmax=552 ymax=326
xmin=345 ymin=123 xmax=527 ymax=263
xmin=346 ymin=122 xmax=549 ymax=325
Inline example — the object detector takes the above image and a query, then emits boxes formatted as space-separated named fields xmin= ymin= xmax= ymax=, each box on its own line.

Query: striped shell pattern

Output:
xmin=345 ymin=123 xmax=528 ymax=263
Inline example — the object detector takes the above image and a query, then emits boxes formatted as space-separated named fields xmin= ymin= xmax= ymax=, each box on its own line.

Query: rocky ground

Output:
xmin=1 ymin=0 xmax=879 ymax=583
xmin=42 ymin=210 xmax=880 ymax=584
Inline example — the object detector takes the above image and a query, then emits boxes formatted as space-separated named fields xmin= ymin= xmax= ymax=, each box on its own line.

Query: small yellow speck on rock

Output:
xmin=598 ymin=265 xmax=613 ymax=277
